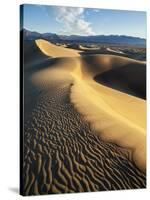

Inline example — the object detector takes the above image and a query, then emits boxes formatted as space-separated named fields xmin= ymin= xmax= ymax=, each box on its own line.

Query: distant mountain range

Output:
xmin=22 ymin=29 xmax=146 ymax=47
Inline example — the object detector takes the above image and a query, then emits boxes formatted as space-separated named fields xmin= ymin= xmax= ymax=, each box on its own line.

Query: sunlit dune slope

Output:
xmin=79 ymin=45 xmax=100 ymax=50
xmin=106 ymin=47 xmax=125 ymax=55
xmin=33 ymin=39 xmax=146 ymax=172
xmin=36 ymin=39 xmax=81 ymax=58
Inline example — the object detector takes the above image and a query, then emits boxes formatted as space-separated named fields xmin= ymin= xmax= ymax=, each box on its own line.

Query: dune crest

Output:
xmin=70 ymin=77 xmax=146 ymax=172
xmin=70 ymin=56 xmax=146 ymax=172
xmin=33 ymin=39 xmax=146 ymax=172
xmin=106 ymin=47 xmax=125 ymax=54
xmin=79 ymin=45 xmax=100 ymax=50
xmin=36 ymin=39 xmax=81 ymax=58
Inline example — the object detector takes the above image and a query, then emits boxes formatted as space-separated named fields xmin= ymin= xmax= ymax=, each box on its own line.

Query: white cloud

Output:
xmin=55 ymin=7 xmax=95 ymax=36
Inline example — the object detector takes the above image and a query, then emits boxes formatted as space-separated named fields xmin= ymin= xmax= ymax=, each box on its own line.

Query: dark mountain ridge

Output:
xmin=22 ymin=28 xmax=146 ymax=47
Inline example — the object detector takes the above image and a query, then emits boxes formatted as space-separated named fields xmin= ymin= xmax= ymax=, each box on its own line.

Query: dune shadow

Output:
xmin=94 ymin=63 xmax=146 ymax=99
xmin=23 ymin=40 xmax=58 ymax=72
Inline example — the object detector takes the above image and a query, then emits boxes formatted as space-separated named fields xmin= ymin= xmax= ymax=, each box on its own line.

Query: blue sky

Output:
xmin=22 ymin=4 xmax=146 ymax=38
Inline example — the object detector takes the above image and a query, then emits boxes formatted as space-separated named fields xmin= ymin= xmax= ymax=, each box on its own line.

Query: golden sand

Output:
xmin=33 ymin=39 xmax=146 ymax=172
xmin=36 ymin=39 xmax=81 ymax=58
xmin=22 ymin=39 xmax=146 ymax=195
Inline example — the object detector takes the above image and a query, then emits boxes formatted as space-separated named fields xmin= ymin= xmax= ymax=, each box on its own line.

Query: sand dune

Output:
xmin=36 ymin=39 xmax=81 ymax=58
xmin=24 ymin=40 xmax=50 ymax=67
xmin=33 ymin=40 xmax=146 ymax=172
xmin=95 ymin=62 xmax=146 ymax=99
xmin=23 ymin=39 xmax=146 ymax=195
xmin=106 ymin=47 xmax=125 ymax=54
xmin=79 ymin=45 xmax=100 ymax=51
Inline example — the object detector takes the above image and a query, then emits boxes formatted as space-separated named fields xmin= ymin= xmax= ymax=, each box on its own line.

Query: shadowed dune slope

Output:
xmin=23 ymin=39 xmax=146 ymax=195
xmin=23 ymin=40 xmax=50 ymax=68
xmin=95 ymin=62 xmax=146 ymax=99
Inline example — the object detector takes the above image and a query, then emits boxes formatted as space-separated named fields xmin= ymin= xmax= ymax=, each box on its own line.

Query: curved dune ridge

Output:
xmin=106 ymin=47 xmax=125 ymax=55
xmin=36 ymin=39 xmax=81 ymax=58
xmin=23 ymin=39 xmax=146 ymax=195
xmin=79 ymin=45 xmax=100 ymax=51
xmin=34 ymin=39 xmax=146 ymax=172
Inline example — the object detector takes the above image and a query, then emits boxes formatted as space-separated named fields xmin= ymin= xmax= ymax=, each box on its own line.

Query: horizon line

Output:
xmin=22 ymin=28 xmax=146 ymax=40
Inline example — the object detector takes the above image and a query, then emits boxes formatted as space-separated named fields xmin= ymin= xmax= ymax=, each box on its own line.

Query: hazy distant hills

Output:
xmin=23 ymin=29 xmax=60 ymax=41
xmin=22 ymin=29 xmax=146 ymax=47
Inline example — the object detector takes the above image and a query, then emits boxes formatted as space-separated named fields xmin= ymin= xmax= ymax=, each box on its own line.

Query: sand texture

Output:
xmin=22 ymin=39 xmax=146 ymax=195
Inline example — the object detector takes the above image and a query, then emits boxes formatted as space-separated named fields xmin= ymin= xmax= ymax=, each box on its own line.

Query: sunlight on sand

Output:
xmin=35 ymin=39 xmax=146 ymax=172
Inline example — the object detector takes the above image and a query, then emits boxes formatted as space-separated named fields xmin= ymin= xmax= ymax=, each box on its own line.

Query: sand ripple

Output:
xmin=23 ymin=81 xmax=145 ymax=195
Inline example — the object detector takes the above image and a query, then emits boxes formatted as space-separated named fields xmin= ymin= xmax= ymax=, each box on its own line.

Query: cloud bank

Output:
xmin=56 ymin=7 xmax=95 ymax=36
